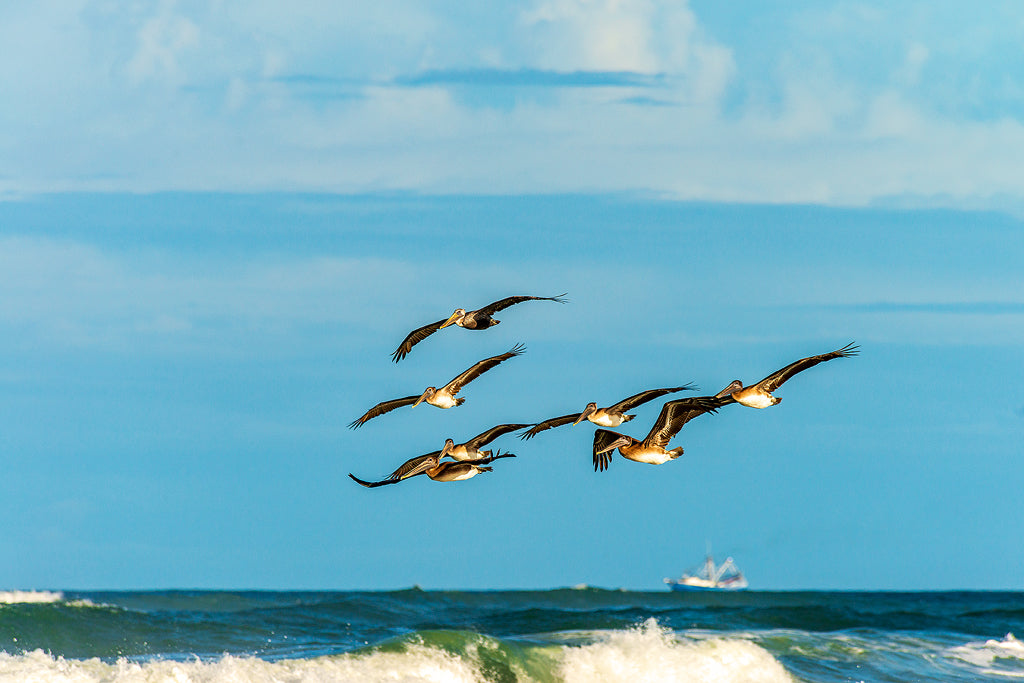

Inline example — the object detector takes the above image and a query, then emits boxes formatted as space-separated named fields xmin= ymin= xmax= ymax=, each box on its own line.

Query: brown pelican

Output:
xmin=349 ymin=442 xmax=516 ymax=487
xmin=721 ymin=342 xmax=859 ymax=408
xmin=391 ymin=294 xmax=567 ymax=362
xmin=443 ymin=422 xmax=531 ymax=460
xmin=349 ymin=344 xmax=525 ymax=428
xmin=592 ymin=395 xmax=729 ymax=471
xmin=519 ymin=384 xmax=697 ymax=440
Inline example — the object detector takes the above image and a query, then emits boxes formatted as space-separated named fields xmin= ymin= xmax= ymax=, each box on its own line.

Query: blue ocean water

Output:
xmin=2 ymin=588 xmax=1023 ymax=682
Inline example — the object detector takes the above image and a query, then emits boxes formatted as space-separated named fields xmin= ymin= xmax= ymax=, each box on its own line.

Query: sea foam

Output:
xmin=557 ymin=618 xmax=795 ymax=683
xmin=948 ymin=633 xmax=1024 ymax=679
xmin=0 ymin=647 xmax=481 ymax=683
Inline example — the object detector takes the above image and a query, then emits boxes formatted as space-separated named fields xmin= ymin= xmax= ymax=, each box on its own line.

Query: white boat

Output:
xmin=664 ymin=553 xmax=748 ymax=591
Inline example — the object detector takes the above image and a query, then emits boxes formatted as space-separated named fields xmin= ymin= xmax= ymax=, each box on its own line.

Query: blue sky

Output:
xmin=1 ymin=2 xmax=1022 ymax=591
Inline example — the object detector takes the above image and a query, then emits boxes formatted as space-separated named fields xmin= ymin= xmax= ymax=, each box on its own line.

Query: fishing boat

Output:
xmin=664 ymin=554 xmax=748 ymax=591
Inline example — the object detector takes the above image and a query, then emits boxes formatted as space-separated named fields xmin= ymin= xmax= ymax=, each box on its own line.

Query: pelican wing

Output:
xmin=519 ymin=413 xmax=580 ymax=440
xmin=348 ymin=395 xmax=420 ymax=429
xmin=464 ymin=423 xmax=531 ymax=448
xmin=348 ymin=473 xmax=407 ymax=488
xmin=642 ymin=397 xmax=725 ymax=450
xmin=475 ymin=293 xmax=568 ymax=316
xmin=606 ymin=384 xmax=697 ymax=413
xmin=441 ymin=343 xmax=526 ymax=396
xmin=593 ymin=429 xmax=629 ymax=472
xmin=391 ymin=318 xmax=449 ymax=362
xmin=754 ymin=342 xmax=859 ymax=393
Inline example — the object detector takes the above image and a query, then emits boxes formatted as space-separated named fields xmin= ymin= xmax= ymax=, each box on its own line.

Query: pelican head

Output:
xmin=721 ymin=380 xmax=744 ymax=397
xmin=573 ymin=402 xmax=598 ymax=425
xmin=439 ymin=308 xmax=467 ymax=329
xmin=440 ymin=438 xmax=455 ymax=457
xmin=412 ymin=386 xmax=436 ymax=407
xmin=595 ymin=434 xmax=634 ymax=454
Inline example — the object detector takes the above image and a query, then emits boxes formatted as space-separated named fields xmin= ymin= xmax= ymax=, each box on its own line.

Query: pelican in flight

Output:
xmin=592 ymin=395 xmax=729 ymax=471
xmin=391 ymin=294 xmax=567 ymax=362
xmin=721 ymin=342 xmax=859 ymax=408
xmin=519 ymin=384 xmax=697 ymax=440
xmin=349 ymin=344 xmax=525 ymax=428
xmin=443 ymin=422 xmax=531 ymax=460
xmin=349 ymin=441 xmax=516 ymax=487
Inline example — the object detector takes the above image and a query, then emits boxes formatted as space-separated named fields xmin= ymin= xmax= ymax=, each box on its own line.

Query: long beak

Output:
xmin=439 ymin=439 xmax=454 ymax=458
xmin=412 ymin=388 xmax=431 ymax=407
xmin=438 ymin=311 xmax=460 ymax=329
xmin=572 ymin=410 xmax=591 ymax=426
xmin=596 ymin=436 xmax=631 ymax=455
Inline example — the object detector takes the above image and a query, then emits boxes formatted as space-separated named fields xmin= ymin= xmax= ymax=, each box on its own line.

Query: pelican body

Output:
xmin=443 ymin=423 xmax=529 ymax=461
xmin=520 ymin=385 xmax=696 ymax=440
xmin=349 ymin=344 xmax=525 ymax=428
xmin=391 ymin=294 xmax=567 ymax=362
xmin=592 ymin=395 xmax=728 ymax=471
xmin=723 ymin=342 xmax=859 ymax=408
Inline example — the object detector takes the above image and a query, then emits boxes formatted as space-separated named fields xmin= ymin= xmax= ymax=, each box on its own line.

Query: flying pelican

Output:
xmin=349 ymin=443 xmax=516 ymax=487
xmin=443 ymin=422 xmax=531 ymax=460
xmin=391 ymin=294 xmax=567 ymax=362
xmin=349 ymin=344 xmax=525 ymax=428
xmin=720 ymin=342 xmax=859 ymax=408
xmin=592 ymin=394 xmax=729 ymax=471
xmin=519 ymin=384 xmax=697 ymax=440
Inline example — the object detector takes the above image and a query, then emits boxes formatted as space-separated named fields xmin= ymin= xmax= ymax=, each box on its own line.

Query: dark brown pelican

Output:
xmin=519 ymin=384 xmax=697 ymax=440
xmin=592 ymin=395 xmax=729 ymax=471
xmin=444 ymin=422 xmax=531 ymax=460
xmin=721 ymin=342 xmax=859 ymax=408
xmin=349 ymin=344 xmax=525 ymax=428
xmin=391 ymin=294 xmax=567 ymax=362
xmin=349 ymin=441 xmax=516 ymax=487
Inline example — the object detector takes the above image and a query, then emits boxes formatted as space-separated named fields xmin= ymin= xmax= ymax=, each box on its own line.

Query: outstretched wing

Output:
xmin=519 ymin=413 xmax=580 ymax=440
xmin=464 ymin=423 xmax=531 ymax=448
xmin=391 ymin=318 xmax=449 ymax=362
xmin=593 ymin=429 xmax=628 ymax=472
xmin=348 ymin=395 xmax=420 ymax=429
xmin=606 ymin=384 xmax=697 ymax=413
xmin=475 ymin=293 xmax=568 ymax=316
xmin=642 ymin=397 xmax=725 ymax=449
xmin=754 ymin=342 xmax=859 ymax=393
xmin=442 ymin=343 xmax=526 ymax=396
xmin=348 ymin=473 xmax=406 ymax=488
xmin=348 ymin=450 xmax=443 ymax=488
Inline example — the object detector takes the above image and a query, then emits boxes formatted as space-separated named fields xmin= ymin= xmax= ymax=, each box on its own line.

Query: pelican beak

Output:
xmin=440 ymin=439 xmax=454 ymax=458
xmin=595 ymin=436 xmax=631 ymax=455
xmin=412 ymin=388 xmax=432 ymax=407
xmin=438 ymin=311 xmax=461 ymax=329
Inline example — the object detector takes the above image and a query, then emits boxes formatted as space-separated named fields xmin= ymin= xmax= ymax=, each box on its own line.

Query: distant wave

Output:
xmin=0 ymin=590 xmax=65 ymax=605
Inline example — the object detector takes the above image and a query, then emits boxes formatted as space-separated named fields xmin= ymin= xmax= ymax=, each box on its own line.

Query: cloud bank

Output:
xmin=2 ymin=1 xmax=1024 ymax=209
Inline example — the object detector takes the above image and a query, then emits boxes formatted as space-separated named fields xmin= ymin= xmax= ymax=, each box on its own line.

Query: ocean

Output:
xmin=2 ymin=588 xmax=1023 ymax=682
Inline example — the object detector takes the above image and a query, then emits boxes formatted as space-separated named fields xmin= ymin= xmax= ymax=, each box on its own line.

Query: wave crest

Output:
xmin=557 ymin=618 xmax=796 ymax=683
xmin=0 ymin=590 xmax=65 ymax=605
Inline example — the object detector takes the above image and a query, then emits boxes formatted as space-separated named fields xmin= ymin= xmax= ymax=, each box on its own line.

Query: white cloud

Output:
xmin=126 ymin=4 xmax=200 ymax=84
